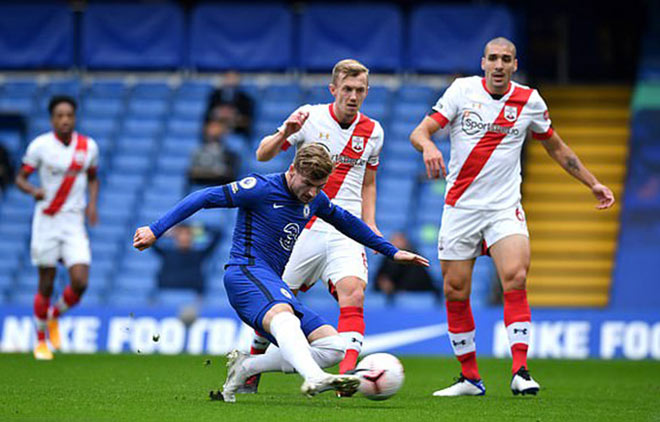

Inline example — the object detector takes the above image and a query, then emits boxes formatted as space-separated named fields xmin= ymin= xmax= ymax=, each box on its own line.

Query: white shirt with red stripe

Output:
xmin=430 ymin=76 xmax=553 ymax=210
xmin=280 ymin=103 xmax=384 ymax=232
xmin=22 ymin=131 xmax=99 ymax=214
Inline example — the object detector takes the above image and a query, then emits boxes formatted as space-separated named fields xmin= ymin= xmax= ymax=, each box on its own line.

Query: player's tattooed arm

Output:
xmin=541 ymin=130 xmax=615 ymax=209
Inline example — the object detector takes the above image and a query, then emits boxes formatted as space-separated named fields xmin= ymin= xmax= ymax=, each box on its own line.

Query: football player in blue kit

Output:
xmin=133 ymin=144 xmax=428 ymax=402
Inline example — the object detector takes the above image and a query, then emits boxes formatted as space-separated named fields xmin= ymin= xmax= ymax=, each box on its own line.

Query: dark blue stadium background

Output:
xmin=0 ymin=0 xmax=658 ymax=357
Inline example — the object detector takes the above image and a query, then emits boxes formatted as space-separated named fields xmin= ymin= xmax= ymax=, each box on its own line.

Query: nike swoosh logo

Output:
xmin=362 ymin=323 xmax=448 ymax=353
xmin=273 ymin=204 xmax=285 ymax=209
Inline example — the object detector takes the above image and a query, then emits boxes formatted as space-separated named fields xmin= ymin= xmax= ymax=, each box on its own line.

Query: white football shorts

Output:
xmin=438 ymin=203 xmax=529 ymax=260
xmin=30 ymin=209 xmax=91 ymax=267
xmin=283 ymin=228 xmax=369 ymax=293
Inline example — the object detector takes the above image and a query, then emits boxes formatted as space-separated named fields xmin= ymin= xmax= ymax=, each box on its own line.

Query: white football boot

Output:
xmin=219 ymin=350 xmax=250 ymax=403
xmin=432 ymin=374 xmax=486 ymax=397
xmin=300 ymin=373 xmax=361 ymax=398
xmin=510 ymin=367 xmax=540 ymax=396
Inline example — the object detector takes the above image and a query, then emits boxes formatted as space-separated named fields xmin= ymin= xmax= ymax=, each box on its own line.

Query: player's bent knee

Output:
xmin=310 ymin=335 xmax=346 ymax=368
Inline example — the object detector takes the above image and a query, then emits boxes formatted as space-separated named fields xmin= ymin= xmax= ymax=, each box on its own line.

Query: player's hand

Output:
xmin=86 ymin=204 xmax=99 ymax=226
xmin=422 ymin=143 xmax=446 ymax=179
xmin=282 ymin=110 xmax=309 ymax=137
xmin=393 ymin=250 xmax=430 ymax=267
xmin=133 ymin=226 xmax=157 ymax=251
xmin=32 ymin=188 xmax=45 ymax=201
xmin=591 ymin=183 xmax=615 ymax=210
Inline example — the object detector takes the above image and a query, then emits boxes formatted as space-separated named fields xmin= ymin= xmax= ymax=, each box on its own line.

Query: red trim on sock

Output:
xmin=446 ymin=299 xmax=475 ymax=333
xmin=511 ymin=343 xmax=528 ymax=374
xmin=504 ymin=290 xmax=531 ymax=374
xmin=339 ymin=349 xmax=360 ymax=374
xmin=34 ymin=293 xmax=49 ymax=320
xmin=34 ymin=293 xmax=49 ymax=341
xmin=250 ymin=347 xmax=266 ymax=355
xmin=457 ymin=351 xmax=480 ymax=380
xmin=503 ymin=289 xmax=531 ymax=326
xmin=338 ymin=307 xmax=365 ymax=333
xmin=63 ymin=285 xmax=81 ymax=306
xmin=446 ymin=300 xmax=480 ymax=379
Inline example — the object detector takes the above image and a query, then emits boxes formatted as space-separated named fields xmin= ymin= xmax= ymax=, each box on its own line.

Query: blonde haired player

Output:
xmin=247 ymin=59 xmax=384 ymax=391
xmin=15 ymin=96 xmax=99 ymax=360
xmin=410 ymin=37 xmax=615 ymax=396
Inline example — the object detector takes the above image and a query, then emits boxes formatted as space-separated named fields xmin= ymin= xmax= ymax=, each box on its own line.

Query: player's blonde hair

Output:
xmin=331 ymin=59 xmax=369 ymax=85
xmin=293 ymin=144 xmax=334 ymax=181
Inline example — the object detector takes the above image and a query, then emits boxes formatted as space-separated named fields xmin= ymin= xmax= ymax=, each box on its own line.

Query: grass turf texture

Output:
xmin=0 ymin=354 xmax=658 ymax=422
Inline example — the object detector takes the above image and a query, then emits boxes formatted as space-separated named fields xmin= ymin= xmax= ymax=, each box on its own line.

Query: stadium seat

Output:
xmin=172 ymin=99 xmax=206 ymax=119
xmin=87 ymin=80 xmax=127 ymax=99
xmin=156 ymin=289 xmax=199 ymax=308
xmin=1 ymin=80 xmax=40 ymax=98
xmin=127 ymin=99 xmax=169 ymax=119
xmin=175 ymin=80 xmax=214 ymax=100
xmin=44 ymin=79 xmax=81 ymax=98
xmin=130 ymin=82 xmax=172 ymax=100
xmin=0 ymin=97 xmax=35 ymax=114
xmin=393 ymin=292 xmax=439 ymax=310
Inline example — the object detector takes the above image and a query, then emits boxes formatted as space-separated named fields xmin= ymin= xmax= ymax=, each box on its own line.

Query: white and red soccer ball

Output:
xmin=355 ymin=353 xmax=405 ymax=400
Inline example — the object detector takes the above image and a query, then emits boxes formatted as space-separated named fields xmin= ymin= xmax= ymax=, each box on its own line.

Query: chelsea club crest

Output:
xmin=303 ymin=204 xmax=310 ymax=218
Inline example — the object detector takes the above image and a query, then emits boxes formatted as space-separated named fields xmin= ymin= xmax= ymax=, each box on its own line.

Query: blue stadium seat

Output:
xmin=157 ymin=289 xmax=199 ymax=308
xmin=262 ymin=83 xmax=302 ymax=103
xmin=130 ymin=82 xmax=172 ymax=100
xmin=167 ymin=118 xmax=201 ymax=138
xmin=360 ymin=102 xmax=388 ymax=122
xmin=104 ymin=173 xmax=145 ymax=193
xmin=82 ymin=98 xmax=124 ymax=118
xmin=0 ymin=203 xmax=32 ymax=224
xmin=91 ymin=241 xmax=121 ymax=262
xmin=305 ymin=86 xmax=334 ymax=104
xmin=392 ymin=102 xmax=429 ymax=124
xmin=79 ymin=117 xmax=117 ymax=138
xmin=87 ymin=80 xmax=127 ymax=99
xmin=127 ymin=99 xmax=169 ymax=119
xmin=172 ymin=99 xmax=206 ymax=119
xmin=115 ymin=135 xmax=157 ymax=155
xmin=156 ymin=155 xmax=190 ymax=174
xmin=149 ymin=173 xmax=186 ymax=195
xmin=88 ymin=222 xmax=129 ymax=242
xmin=0 ymin=221 xmax=31 ymax=242
xmin=0 ymin=130 xmax=24 ymax=156
xmin=258 ymin=101 xmax=300 ymax=122
xmin=396 ymin=85 xmax=438 ymax=105
xmin=114 ymin=274 xmax=156 ymax=294
xmin=44 ymin=79 xmax=81 ymax=98
xmin=0 ymin=97 xmax=34 ymax=114
xmin=175 ymin=81 xmax=214 ymax=100
xmin=189 ymin=4 xmax=293 ymax=70
xmin=111 ymin=154 xmax=152 ymax=174
xmin=1 ymin=80 xmax=40 ymax=97
xmin=409 ymin=5 xmax=515 ymax=73
xmin=299 ymin=4 xmax=403 ymax=71
xmin=162 ymin=136 xmax=198 ymax=156
xmin=123 ymin=118 xmax=163 ymax=137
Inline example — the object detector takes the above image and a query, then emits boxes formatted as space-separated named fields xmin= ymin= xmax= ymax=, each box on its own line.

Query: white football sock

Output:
xmin=262 ymin=312 xmax=326 ymax=381
xmin=243 ymin=335 xmax=346 ymax=376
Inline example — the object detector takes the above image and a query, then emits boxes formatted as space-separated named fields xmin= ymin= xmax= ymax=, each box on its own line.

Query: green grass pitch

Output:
xmin=0 ymin=354 xmax=658 ymax=421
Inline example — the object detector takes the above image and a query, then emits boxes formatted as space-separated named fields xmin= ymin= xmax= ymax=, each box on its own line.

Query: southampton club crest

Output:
xmin=504 ymin=105 xmax=518 ymax=122
xmin=351 ymin=136 xmax=364 ymax=153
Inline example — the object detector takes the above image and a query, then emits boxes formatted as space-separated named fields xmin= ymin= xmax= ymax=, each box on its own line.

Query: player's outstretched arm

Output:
xmin=133 ymin=226 xmax=156 ymax=250
xmin=255 ymin=109 xmax=309 ymax=161
xmin=317 ymin=198 xmax=429 ymax=266
xmin=541 ymin=131 xmax=615 ymax=210
xmin=410 ymin=116 xmax=447 ymax=179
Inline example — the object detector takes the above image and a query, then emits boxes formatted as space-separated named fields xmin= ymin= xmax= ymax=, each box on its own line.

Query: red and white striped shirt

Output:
xmin=430 ymin=76 xmax=553 ymax=210
xmin=22 ymin=131 xmax=99 ymax=214
xmin=280 ymin=103 xmax=384 ymax=231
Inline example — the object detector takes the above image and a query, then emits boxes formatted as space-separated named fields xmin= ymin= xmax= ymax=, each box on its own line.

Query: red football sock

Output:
xmin=33 ymin=293 xmax=49 ymax=342
xmin=503 ymin=289 xmax=532 ymax=374
xmin=446 ymin=299 xmax=481 ymax=380
xmin=250 ymin=330 xmax=269 ymax=355
xmin=51 ymin=285 xmax=81 ymax=318
xmin=338 ymin=306 xmax=364 ymax=374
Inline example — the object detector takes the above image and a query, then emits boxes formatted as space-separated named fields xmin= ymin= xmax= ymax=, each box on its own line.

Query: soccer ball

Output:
xmin=355 ymin=353 xmax=405 ymax=400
